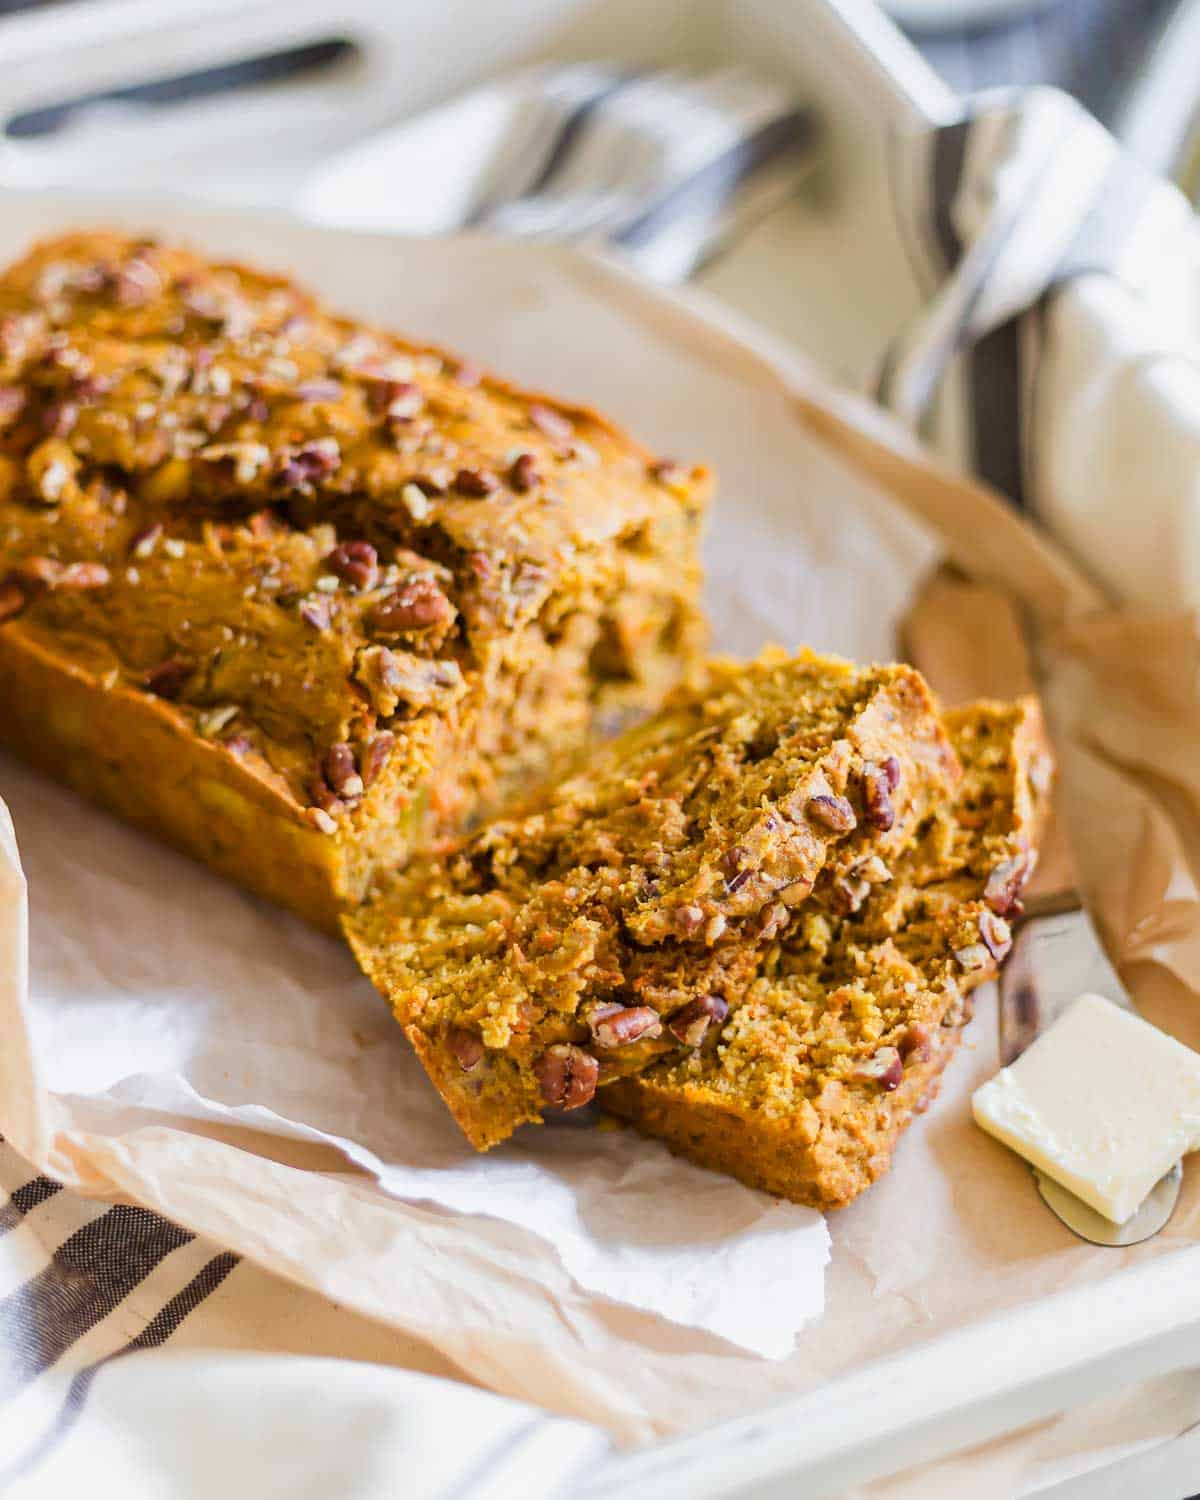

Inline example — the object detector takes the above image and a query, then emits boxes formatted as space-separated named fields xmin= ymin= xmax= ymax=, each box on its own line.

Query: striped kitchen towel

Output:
xmin=878 ymin=85 xmax=1200 ymax=615
xmin=301 ymin=62 xmax=816 ymax=283
xmin=0 ymin=1138 xmax=606 ymax=1498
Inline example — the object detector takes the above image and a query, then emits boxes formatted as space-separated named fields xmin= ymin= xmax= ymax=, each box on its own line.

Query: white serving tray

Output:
xmin=1 ymin=4 xmax=1197 ymax=1496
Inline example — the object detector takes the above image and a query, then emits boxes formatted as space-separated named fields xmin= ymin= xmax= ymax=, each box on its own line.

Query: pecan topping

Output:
xmin=144 ymin=657 xmax=191 ymax=699
xmin=308 ymin=776 xmax=344 ymax=818
xmin=410 ymin=469 xmax=451 ymax=496
xmin=306 ymin=806 xmax=338 ymax=836
xmin=0 ymin=577 xmax=27 ymax=622
xmin=276 ymin=437 xmax=340 ymax=493
xmin=129 ymin=522 xmax=163 ymax=559
xmin=758 ymin=902 xmax=790 ymax=941
xmin=984 ymin=855 xmax=1031 ymax=917
xmin=899 ymin=1024 xmax=933 ymax=1061
xmin=861 ymin=762 xmax=896 ymax=831
xmin=378 ymin=381 xmax=424 ymax=421
xmin=528 ymin=403 xmax=574 ymax=445
xmin=673 ymin=904 xmax=705 ymax=937
xmin=324 ymin=540 xmax=378 ymax=592
xmin=323 ymin=742 xmax=364 ymax=800
xmin=448 ymin=1027 xmax=484 ymax=1073
xmin=588 ymin=1005 xmax=663 ymax=1050
xmin=354 ymin=645 xmax=465 ymax=716
xmin=668 ymin=995 xmax=729 ymax=1049
xmin=453 ymin=467 xmax=499 ymax=498
xmin=372 ymin=577 xmax=455 ymax=634
xmin=830 ymin=876 xmax=871 ymax=916
xmin=508 ymin=452 xmax=540 ymax=492
xmin=953 ymin=942 xmax=993 ymax=972
xmin=807 ymin=793 xmax=856 ymax=833
xmin=978 ymin=910 xmax=1013 ymax=961
xmin=534 ymin=1044 xmax=598 ymax=1110
xmin=853 ymin=1046 xmax=903 ymax=1090
xmin=299 ymin=596 xmax=332 ymax=631
xmin=466 ymin=551 xmax=493 ymax=582
xmin=880 ymin=755 xmax=902 ymax=791
xmin=359 ymin=731 xmax=396 ymax=789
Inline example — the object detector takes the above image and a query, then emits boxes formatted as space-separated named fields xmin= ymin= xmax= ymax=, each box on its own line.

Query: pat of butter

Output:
xmin=973 ymin=992 xmax=1200 ymax=1224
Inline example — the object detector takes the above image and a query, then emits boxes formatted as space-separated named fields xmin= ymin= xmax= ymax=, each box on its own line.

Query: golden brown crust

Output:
xmin=0 ymin=231 xmax=709 ymax=926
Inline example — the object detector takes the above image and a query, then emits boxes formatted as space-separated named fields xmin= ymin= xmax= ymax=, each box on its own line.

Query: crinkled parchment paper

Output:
xmin=0 ymin=196 xmax=1197 ymax=1446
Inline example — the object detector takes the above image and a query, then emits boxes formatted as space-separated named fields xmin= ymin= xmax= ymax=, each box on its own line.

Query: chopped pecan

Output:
xmin=453 ymin=467 xmax=499 ymax=498
xmin=41 ymin=399 xmax=77 ymax=438
xmin=668 ymin=995 xmax=729 ymax=1048
xmin=758 ymin=902 xmax=790 ymax=941
xmin=144 ymin=657 xmax=191 ymax=700
xmin=807 ymin=793 xmax=856 ymax=833
xmin=359 ymin=731 xmax=396 ymax=789
xmin=529 ymin=403 xmax=574 ymax=445
xmin=276 ymin=437 xmax=340 ymax=493
xmin=861 ymin=762 xmax=896 ymax=832
xmin=299 ymin=595 xmax=332 ymax=631
xmin=306 ymin=806 xmax=338 ymax=836
xmin=853 ymin=1046 xmax=903 ymax=1090
xmin=129 ymin=523 xmax=163 ymax=559
xmin=466 ymin=551 xmax=493 ymax=582
xmin=830 ymin=875 xmax=871 ymax=916
xmin=308 ymin=775 xmax=344 ymax=818
xmin=376 ymin=381 xmax=424 ymax=421
xmin=354 ymin=645 xmax=465 ymax=716
xmin=293 ymin=379 xmax=343 ymax=403
xmin=372 ymin=577 xmax=455 ymax=634
xmin=880 ymin=755 xmax=902 ymax=791
xmin=978 ymin=910 xmax=1013 ymax=961
xmin=324 ymin=540 xmax=378 ymax=592
xmin=673 ymin=904 xmax=705 ymax=937
xmin=588 ymin=1005 xmax=663 ymax=1049
xmin=410 ymin=469 xmax=451 ymax=496
xmin=534 ymin=1044 xmax=598 ymax=1110
xmin=508 ymin=452 xmax=540 ymax=492
xmin=984 ymin=855 xmax=1031 ymax=917
xmin=899 ymin=1023 xmax=933 ymax=1061
xmin=448 ymin=1027 xmax=484 ymax=1073
xmin=323 ymin=742 xmax=364 ymax=800
xmin=953 ymin=942 xmax=993 ymax=973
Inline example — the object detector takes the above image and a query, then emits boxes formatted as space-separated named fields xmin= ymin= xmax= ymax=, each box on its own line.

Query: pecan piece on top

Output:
xmin=984 ymin=855 xmax=1031 ymax=917
xmin=807 ymin=792 xmax=856 ymax=834
xmin=448 ymin=1027 xmax=484 ymax=1073
xmin=324 ymin=540 xmax=378 ymax=592
xmin=143 ymin=657 xmax=191 ymax=700
xmin=853 ymin=1046 xmax=903 ymax=1090
xmin=861 ymin=761 xmax=896 ymax=832
xmin=508 ymin=452 xmax=540 ymax=493
xmin=359 ymin=731 xmax=396 ymax=790
xmin=668 ymin=994 xmax=729 ymax=1048
xmin=323 ymin=741 xmax=364 ymax=801
xmin=978 ymin=909 xmax=1013 ymax=961
xmin=534 ymin=1044 xmax=599 ymax=1110
xmin=453 ymin=467 xmax=499 ymax=499
xmin=588 ymin=1005 xmax=663 ymax=1050
xmin=372 ymin=577 xmax=455 ymax=634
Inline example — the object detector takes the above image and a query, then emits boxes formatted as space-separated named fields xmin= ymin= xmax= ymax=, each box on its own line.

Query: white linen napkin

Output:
xmin=878 ymin=85 xmax=1200 ymax=615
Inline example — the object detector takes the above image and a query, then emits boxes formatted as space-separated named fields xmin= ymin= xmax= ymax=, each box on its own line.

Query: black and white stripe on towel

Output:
xmin=465 ymin=64 xmax=815 ymax=282
xmin=877 ymin=86 xmax=1188 ymax=507
xmin=0 ymin=1138 xmax=238 ymax=1482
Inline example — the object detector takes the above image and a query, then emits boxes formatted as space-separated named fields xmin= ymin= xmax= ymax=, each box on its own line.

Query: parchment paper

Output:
xmin=0 ymin=195 xmax=1197 ymax=1447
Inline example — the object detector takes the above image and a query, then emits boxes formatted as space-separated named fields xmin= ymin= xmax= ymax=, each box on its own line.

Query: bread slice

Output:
xmin=598 ymin=698 xmax=1053 ymax=1208
xmin=345 ymin=648 xmax=960 ymax=1148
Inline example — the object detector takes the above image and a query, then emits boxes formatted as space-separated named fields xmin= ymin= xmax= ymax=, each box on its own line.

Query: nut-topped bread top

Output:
xmin=0 ymin=232 xmax=709 ymax=817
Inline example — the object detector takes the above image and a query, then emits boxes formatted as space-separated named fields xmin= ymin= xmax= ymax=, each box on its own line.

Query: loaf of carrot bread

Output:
xmin=599 ymin=697 xmax=1053 ymax=1208
xmin=0 ymin=232 xmax=709 ymax=929
xmin=345 ymin=648 xmax=962 ymax=1149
